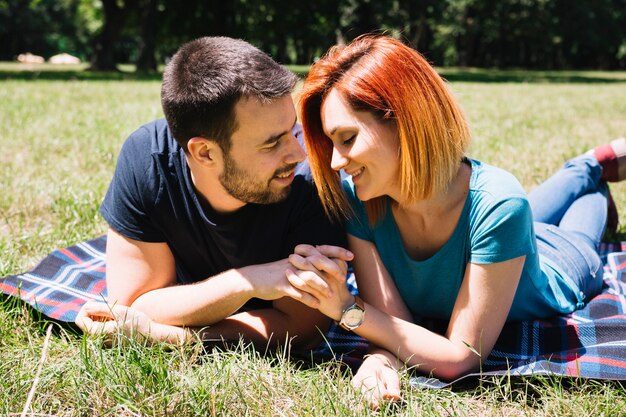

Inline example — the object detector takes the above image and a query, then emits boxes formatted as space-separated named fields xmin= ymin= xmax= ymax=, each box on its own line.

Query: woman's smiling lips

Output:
xmin=347 ymin=167 xmax=364 ymax=181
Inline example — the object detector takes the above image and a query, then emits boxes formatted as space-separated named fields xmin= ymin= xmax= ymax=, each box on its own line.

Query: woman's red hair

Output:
xmin=298 ymin=35 xmax=470 ymax=224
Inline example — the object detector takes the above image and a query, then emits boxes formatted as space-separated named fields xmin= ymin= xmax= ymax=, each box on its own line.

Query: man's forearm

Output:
xmin=131 ymin=268 xmax=255 ymax=327
xmin=129 ymin=258 xmax=312 ymax=328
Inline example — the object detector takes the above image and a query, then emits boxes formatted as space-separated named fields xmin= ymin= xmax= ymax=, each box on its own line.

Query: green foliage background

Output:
xmin=1 ymin=0 xmax=625 ymax=69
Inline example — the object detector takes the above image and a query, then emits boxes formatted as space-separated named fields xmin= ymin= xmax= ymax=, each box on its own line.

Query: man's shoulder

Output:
xmin=122 ymin=118 xmax=179 ymax=156
xmin=113 ymin=119 xmax=183 ymax=194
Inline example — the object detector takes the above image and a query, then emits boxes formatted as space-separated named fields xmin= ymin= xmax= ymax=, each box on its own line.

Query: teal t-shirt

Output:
xmin=345 ymin=159 xmax=581 ymax=321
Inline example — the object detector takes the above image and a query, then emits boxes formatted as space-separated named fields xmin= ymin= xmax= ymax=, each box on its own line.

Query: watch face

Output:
xmin=343 ymin=307 xmax=364 ymax=326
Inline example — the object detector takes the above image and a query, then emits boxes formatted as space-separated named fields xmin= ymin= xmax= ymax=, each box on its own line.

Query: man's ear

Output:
xmin=187 ymin=137 xmax=222 ymax=167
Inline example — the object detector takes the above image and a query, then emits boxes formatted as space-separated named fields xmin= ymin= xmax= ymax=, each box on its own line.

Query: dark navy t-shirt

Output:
xmin=100 ymin=119 xmax=346 ymax=285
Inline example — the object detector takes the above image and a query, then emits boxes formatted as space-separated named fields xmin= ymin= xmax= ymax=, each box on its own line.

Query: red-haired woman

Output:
xmin=287 ymin=35 xmax=625 ymax=407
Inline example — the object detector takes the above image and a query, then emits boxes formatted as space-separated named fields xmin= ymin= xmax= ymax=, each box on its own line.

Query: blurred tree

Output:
xmin=553 ymin=0 xmax=626 ymax=69
xmin=1 ymin=0 xmax=624 ymax=69
xmin=0 ymin=0 xmax=88 ymax=61
xmin=135 ymin=0 xmax=158 ymax=71
xmin=90 ymin=0 xmax=138 ymax=70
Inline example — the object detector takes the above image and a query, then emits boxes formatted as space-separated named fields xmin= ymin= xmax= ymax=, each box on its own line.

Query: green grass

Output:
xmin=1 ymin=64 xmax=626 ymax=415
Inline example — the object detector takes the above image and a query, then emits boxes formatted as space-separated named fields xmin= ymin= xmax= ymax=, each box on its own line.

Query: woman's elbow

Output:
xmin=431 ymin=363 xmax=475 ymax=381
xmin=428 ymin=349 xmax=483 ymax=381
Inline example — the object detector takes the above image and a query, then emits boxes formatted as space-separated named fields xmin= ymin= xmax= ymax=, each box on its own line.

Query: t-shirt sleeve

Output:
xmin=470 ymin=196 xmax=535 ymax=264
xmin=342 ymin=179 xmax=374 ymax=241
xmin=99 ymin=127 xmax=165 ymax=242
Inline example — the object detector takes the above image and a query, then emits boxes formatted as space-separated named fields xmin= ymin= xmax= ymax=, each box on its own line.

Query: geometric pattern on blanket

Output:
xmin=2 ymin=237 xmax=626 ymax=384
xmin=0 ymin=237 xmax=108 ymax=322
xmin=0 ymin=236 xmax=368 ymax=366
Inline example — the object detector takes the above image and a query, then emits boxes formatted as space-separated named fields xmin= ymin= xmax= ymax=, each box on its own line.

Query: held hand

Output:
xmin=237 ymin=259 xmax=321 ymax=308
xmin=292 ymin=244 xmax=353 ymax=282
xmin=285 ymin=268 xmax=353 ymax=321
xmin=352 ymin=355 xmax=402 ymax=410
xmin=75 ymin=301 xmax=153 ymax=346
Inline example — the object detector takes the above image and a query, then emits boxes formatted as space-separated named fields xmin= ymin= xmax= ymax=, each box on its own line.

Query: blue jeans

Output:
xmin=529 ymin=155 xmax=607 ymax=304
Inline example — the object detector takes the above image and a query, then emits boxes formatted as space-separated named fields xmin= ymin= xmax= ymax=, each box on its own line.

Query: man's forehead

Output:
xmin=231 ymin=95 xmax=296 ymax=144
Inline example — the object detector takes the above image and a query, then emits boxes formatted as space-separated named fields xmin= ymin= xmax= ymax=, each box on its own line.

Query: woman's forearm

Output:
xmin=353 ymin=303 xmax=483 ymax=380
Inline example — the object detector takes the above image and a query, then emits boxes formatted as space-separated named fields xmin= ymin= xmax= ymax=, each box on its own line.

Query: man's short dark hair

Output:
xmin=161 ymin=37 xmax=298 ymax=153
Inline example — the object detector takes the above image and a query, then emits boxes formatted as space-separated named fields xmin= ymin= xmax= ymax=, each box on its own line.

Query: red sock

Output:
xmin=593 ymin=138 xmax=626 ymax=182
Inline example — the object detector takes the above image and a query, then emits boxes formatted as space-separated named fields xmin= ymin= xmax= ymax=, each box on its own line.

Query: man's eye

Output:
xmin=264 ymin=140 xmax=280 ymax=150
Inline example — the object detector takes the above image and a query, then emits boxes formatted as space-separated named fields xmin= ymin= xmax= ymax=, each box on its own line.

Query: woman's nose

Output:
xmin=331 ymin=147 xmax=348 ymax=171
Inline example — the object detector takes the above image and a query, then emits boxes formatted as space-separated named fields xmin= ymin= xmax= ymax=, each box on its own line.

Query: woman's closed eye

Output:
xmin=342 ymin=135 xmax=356 ymax=146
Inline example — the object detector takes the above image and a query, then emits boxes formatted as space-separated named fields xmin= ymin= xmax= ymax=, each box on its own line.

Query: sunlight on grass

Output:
xmin=1 ymin=67 xmax=625 ymax=415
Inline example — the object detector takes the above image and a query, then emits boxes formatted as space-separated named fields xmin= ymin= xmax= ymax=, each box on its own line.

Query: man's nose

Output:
xmin=285 ymin=132 xmax=306 ymax=164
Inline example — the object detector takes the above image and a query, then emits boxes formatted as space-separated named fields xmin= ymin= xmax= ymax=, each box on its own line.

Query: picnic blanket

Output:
xmin=2 ymin=237 xmax=626 ymax=387
xmin=0 ymin=236 xmax=368 ymax=366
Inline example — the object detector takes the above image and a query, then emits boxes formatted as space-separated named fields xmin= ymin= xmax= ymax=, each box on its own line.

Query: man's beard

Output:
xmin=219 ymin=152 xmax=296 ymax=204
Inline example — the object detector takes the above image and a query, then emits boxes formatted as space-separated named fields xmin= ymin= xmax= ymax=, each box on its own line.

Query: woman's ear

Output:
xmin=187 ymin=137 xmax=222 ymax=167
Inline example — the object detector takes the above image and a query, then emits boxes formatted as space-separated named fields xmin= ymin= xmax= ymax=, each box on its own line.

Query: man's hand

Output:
xmin=237 ymin=258 xmax=322 ymax=308
xmin=76 ymin=301 xmax=156 ymax=346
xmin=352 ymin=355 xmax=402 ymax=410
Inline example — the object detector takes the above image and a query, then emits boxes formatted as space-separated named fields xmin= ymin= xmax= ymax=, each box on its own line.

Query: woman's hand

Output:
xmin=286 ymin=244 xmax=354 ymax=320
xmin=353 ymin=354 xmax=402 ymax=410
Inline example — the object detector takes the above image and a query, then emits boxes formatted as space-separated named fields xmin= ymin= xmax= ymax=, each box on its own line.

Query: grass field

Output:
xmin=1 ymin=63 xmax=626 ymax=415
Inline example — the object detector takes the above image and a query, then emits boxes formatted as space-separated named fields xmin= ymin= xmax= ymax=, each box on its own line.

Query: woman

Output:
xmin=287 ymin=35 xmax=625 ymax=407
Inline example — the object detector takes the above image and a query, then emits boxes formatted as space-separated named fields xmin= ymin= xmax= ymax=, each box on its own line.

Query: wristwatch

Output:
xmin=337 ymin=296 xmax=365 ymax=331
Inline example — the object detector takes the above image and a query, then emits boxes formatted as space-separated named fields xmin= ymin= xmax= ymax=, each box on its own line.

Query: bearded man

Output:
xmin=76 ymin=37 xmax=349 ymax=348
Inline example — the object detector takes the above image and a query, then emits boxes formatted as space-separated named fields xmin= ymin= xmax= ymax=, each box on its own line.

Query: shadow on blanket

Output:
xmin=1 ymin=236 xmax=626 ymax=387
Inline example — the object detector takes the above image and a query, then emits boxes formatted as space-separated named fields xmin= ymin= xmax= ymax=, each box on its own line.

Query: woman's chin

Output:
xmin=355 ymin=186 xmax=376 ymax=202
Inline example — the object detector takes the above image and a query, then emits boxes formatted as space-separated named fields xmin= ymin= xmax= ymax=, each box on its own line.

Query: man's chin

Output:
xmin=246 ymin=185 xmax=291 ymax=205
xmin=268 ymin=186 xmax=291 ymax=203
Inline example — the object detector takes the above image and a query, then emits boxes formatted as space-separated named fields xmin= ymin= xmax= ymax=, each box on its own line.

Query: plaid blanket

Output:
xmin=415 ymin=244 xmax=626 ymax=388
xmin=2 ymin=237 xmax=626 ymax=386
xmin=0 ymin=236 xmax=368 ymax=366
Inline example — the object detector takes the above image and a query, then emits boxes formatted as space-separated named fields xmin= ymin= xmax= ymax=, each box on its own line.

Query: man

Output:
xmin=76 ymin=36 xmax=350 ymax=349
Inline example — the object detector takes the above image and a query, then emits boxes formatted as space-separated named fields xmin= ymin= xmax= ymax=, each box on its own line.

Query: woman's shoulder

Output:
xmin=466 ymin=158 xmax=532 ymax=230
xmin=468 ymin=158 xmax=527 ymax=201
xmin=467 ymin=159 xmax=535 ymax=263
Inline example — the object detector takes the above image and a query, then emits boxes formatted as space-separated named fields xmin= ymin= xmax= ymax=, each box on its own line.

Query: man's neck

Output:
xmin=188 ymin=161 xmax=247 ymax=215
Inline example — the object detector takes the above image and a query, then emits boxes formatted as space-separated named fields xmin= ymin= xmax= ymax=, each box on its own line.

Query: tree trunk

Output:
xmin=89 ymin=0 xmax=133 ymax=71
xmin=136 ymin=0 xmax=158 ymax=71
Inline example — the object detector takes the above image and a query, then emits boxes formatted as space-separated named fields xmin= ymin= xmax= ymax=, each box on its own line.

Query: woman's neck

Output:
xmin=390 ymin=162 xmax=471 ymax=260
xmin=393 ymin=161 xmax=471 ymax=218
